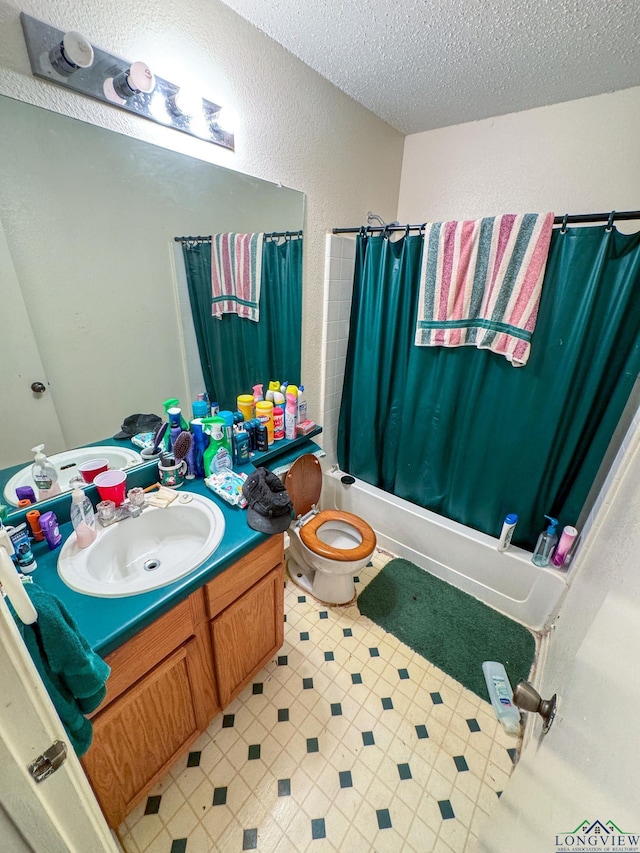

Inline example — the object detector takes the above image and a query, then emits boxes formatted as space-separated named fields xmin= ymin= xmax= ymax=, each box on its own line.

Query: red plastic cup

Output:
xmin=94 ymin=470 xmax=127 ymax=506
xmin=78 ymin=458 xmax=109 ymax=483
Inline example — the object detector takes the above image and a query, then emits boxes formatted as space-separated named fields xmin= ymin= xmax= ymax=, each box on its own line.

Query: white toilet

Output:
xmin=285 ymin=455 xmax=377 ymax=605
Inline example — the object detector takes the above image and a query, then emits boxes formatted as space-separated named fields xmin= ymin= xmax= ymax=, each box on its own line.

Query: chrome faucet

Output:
xmin=97 ymin=488 xmax=147 ymax=527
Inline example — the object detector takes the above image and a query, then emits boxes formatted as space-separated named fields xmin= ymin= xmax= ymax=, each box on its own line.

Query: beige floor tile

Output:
xmin=127 ymin=547 xmax=518 ymax=853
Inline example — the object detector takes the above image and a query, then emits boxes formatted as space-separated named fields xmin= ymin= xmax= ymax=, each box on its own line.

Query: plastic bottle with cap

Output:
xmin=70 ymin=489 xmax=97 ymax=549
xmin=31 ymin=445 xmax=61 ymax=501
xmin=497 ymin=513 xmax=518 ymax=552
xmin=285 ymin=385 xmax=298 ymax=440
xmin=532 ymin=515 xmax=559 ymax=567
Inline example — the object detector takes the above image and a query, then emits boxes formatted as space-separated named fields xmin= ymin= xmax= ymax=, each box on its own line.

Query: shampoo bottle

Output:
xmin=70 ymin=489 xmax=97 ymax=548
xmin=532 ymin=515 xmax=559 ymax=567
xmin=31 ymin=445 xmax=61 ymax=501
xmin=190 ymin=419 xmax=208 ymax=478
xmin=297 ymin=385 xmax=307 ymax=425
xmin=497 ymin=513 xmax=518 ymax=552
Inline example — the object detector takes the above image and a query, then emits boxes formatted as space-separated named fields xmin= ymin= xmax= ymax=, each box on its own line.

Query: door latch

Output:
xmin=28 ymin=740 xmax=68 ymax=783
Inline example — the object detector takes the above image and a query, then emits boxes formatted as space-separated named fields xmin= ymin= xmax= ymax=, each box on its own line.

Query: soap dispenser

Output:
xmin=70 ymin=489 xmax=97 ymax=548
xmin=532 ymin=515 xmax=558 ymax=567
xmin=31 ymin=445 xmax=61 ymax=501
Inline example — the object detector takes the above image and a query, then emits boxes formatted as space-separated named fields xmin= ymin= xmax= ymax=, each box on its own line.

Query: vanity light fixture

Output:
xmin=20 ymin=13 xmax=234 ymax=151
xmin=48 ymin=30 xmax=94 ymax=76
xmin=104 ymin=61 xmax=155 ymax=105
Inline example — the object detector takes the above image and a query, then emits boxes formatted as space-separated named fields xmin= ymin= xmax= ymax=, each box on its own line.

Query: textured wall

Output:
xmin=0 ymin=0 xmax=404 ymax=433
xmin=398 ymin=85 xmax=640 ymax=224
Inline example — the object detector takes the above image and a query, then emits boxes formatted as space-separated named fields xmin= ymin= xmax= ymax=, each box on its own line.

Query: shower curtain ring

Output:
xmin=561 ymin=214 xmax=568 ymax=234
xmin=606 ymin=210 xmax=616 ymax=231
xmin=420 ymin=222 xmax=427 ymax=236
xmin=405 ymin=224 xmax=411 ymax=239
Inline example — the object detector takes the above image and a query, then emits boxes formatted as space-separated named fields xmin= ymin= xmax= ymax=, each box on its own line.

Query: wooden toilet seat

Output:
xmin=299 ymin=509 xmax=377 ymax=562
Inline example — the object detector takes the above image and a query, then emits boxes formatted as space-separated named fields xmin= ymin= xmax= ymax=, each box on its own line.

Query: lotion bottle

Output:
xmin=70 ymin=489 xmax=97 ymax=548
xmin=482 ymin=661 xmax=521 ymax=735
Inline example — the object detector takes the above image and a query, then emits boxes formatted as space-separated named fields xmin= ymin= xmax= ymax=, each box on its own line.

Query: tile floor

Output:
xmin=118 ymin=552 xmax=520 ymax=853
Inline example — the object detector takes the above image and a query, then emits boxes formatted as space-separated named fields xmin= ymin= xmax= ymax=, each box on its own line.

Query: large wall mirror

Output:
xmin=0 ymin=93 xmax=304 ymax=510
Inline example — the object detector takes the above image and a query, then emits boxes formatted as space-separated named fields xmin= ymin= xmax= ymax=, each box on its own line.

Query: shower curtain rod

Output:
xmin=174 ymin=230 xmax=303 ymax=244
xmin=332 ymin=210 xmax=640 ymax=235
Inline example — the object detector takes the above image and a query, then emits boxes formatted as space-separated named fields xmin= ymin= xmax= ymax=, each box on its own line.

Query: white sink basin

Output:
xmin=58 ymin=493 xmax=225 ymax=597
xmin=4 ymin=446 xmax=143 ymax=506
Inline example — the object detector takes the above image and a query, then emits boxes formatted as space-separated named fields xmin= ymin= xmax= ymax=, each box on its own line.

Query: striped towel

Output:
xmin=415 ymin=212 xmax=554 ymax=366
xmin=211 ymin=233 xmax=264 ymax=321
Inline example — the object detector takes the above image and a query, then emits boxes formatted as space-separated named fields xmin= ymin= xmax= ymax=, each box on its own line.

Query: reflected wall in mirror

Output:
xmin=0 ymin=93 xmax=304 ymax=511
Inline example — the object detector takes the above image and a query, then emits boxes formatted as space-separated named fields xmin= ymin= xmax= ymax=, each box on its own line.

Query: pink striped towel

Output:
xmin=211 ymin=233 xmax=264 ymax=321
xmin=414 ymin=212 xmax=555 ymax=366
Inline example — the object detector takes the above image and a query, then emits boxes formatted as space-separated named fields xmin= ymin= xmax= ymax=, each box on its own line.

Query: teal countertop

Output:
xmin=20 ymin=435 xmax=323 ymax=659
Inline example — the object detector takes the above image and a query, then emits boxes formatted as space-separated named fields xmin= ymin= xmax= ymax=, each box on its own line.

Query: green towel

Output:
xmin=10 ymin=583 xmax=110 ymax=757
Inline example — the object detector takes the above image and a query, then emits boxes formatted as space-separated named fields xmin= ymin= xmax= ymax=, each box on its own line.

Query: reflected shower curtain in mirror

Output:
xmin=182 ymin=236 xmax=302 ymax=409
xmin=337 ymin=227 xmax=640 ymax=549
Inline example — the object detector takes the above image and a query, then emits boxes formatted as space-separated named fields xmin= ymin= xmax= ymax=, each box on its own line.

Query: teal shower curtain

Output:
xmin=337 ymin=226 xmax=640 ymax=549
xmin=181 ymin=236 xmax=303 ymax=410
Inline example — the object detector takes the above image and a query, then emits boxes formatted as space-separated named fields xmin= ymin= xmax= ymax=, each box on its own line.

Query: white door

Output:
xmin=0 ymin=219 xmax=65 ymax=467
xmin=0 ymin=590 xmax=118 ymax=852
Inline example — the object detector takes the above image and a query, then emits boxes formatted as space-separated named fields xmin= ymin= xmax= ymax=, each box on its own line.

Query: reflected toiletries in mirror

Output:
xmin=0 ymin=94 xmax=304 ymax=514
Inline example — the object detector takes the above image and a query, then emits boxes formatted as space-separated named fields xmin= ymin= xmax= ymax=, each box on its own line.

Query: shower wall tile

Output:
xmin=320 ymin=234 xmax=356 ymax=466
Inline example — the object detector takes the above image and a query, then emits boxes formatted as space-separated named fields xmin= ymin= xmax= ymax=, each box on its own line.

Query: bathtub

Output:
xmin=321 ymin=467 xmax=568 ymax=633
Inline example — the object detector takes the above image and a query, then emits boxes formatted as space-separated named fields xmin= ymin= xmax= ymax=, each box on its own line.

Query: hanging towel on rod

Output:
xmin=211 ymin=232 xmax=264 ymax=322
xmin=414 ymin=212 xmax=554 ymax=366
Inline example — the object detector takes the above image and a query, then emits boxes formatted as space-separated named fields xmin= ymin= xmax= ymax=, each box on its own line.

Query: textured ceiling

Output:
xmin=220 ymin=0 xmax=640 ymax=135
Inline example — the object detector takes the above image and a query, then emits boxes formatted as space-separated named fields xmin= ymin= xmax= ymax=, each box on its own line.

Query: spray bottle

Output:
xmin=285 ymin=385 xmax=298 ymax=440
xmin=201 ymin=416 xmax=233 ymax=476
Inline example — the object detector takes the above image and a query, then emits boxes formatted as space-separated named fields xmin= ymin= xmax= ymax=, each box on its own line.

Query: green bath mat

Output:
xmin=357 ymin=559 xmax=536 ymax=703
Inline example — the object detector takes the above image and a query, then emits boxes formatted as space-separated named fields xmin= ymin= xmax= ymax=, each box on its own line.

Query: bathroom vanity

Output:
xmin=81 ymin=534 xmax=284 ymax=829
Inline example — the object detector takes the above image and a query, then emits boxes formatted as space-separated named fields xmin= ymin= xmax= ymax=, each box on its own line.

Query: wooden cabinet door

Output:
xmin=82 ymin=639 xmax=205 ymax=829
xmin=211 ymin=565 xmax=284 ymax=708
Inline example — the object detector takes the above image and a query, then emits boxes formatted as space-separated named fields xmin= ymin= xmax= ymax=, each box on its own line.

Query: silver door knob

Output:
xmin=31 ymin=381 xmax=46 ymax=394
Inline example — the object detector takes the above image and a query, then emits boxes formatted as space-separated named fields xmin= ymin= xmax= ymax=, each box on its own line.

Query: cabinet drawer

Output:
xmin=100 ymin=595 xmax=197 ymax=709
xmin=204 ymin=535 xmax=283 ymax=619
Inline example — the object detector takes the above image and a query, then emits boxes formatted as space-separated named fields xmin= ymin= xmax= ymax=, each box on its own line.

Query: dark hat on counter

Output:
xmin=114 ymin=413 xmax=162 ymax=440
xmin=242 ymin=467 xmax=294 ymax=534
